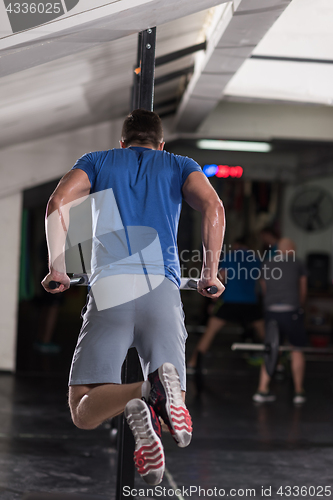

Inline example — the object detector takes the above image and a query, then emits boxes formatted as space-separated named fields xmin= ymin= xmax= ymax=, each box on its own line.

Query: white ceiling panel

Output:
xmin=251 ymin=0 xmax=333 ymax=60
xmin=174 ymin=0 xmax=290 ymax=131
xmin=225 ymin=59 xmax=333 ymax=106
xmin=0 ymin=8 xmax=210 ymax=149
xmin=1 ymin=0 xmax=333 ymax=152
xmin=224 ymin=0 xmax=333 ymax=105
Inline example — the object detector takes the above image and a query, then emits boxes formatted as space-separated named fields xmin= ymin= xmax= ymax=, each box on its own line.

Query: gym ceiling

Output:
xmin=0 ymin=0 xmax=332 ymax=150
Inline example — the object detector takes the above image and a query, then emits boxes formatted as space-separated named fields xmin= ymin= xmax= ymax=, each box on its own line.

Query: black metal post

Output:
xmin=116 ymin=27 xmax=156 ymax=500
xmin=131 ymin=28 xmax=156 ymax=111
xmin=116 ymin=349 xmax=143 ymax=499
xmin=139 ymin=28 xmax=156 ymax=111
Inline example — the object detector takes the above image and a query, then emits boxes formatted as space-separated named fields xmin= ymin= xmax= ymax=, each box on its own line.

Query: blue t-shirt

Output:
xmin=219 ymin=250 xmax=260 ymax=304
xmin=72 ymin=147 xmax=202 ymax=287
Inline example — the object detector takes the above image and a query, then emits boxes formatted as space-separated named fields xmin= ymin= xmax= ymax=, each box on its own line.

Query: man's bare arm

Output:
xmin=42 ymin=169 xmax=91 ymax=293
xmin=182 ymin=171 xmax=225 ymax=298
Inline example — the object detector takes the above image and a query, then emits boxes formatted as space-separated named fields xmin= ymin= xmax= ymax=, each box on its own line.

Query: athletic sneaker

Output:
xmin=293 ymin=392 xmax=306 ymax=405
xmin=148 ymin=362 xmax=192 ymax=448
xmin=252 ymin=392 xmax=276 ymax=403
xmin=124 ymin=398 xmax=164 ymax=485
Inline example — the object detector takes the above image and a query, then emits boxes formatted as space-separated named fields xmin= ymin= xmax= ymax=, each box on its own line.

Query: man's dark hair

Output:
xmin=121 ymin=109 xmax=163 ymax=149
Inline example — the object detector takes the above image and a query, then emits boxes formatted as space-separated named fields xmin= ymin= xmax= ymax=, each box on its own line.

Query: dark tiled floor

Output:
xmin=1 ymin=332 xmax=333 ymax=500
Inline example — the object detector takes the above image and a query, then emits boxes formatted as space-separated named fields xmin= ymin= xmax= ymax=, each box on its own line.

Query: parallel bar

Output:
xmin=156 ymin=41 xmax=206 ymax=66
xmin=78 ymin=242 xmax=87 ymax=274
xmin=48 ymin=275 xmax=87 ymax=289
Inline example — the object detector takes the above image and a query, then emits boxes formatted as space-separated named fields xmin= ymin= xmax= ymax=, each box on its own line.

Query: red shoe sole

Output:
xmin=134 ymin=442 xmax=164 ymax=476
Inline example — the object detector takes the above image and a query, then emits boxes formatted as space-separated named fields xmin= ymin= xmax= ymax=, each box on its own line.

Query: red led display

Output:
xmin=214 ymin=165 xmax=243 ymax=178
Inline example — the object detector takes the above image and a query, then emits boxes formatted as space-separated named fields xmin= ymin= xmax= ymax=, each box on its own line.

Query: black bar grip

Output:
xmin=186 ymin=279 xmax=218 ymax=294
xmin=49 ymin=281 xmax=61 ymax=290
xmin=48 ymin=276 xmax=85 ymax=289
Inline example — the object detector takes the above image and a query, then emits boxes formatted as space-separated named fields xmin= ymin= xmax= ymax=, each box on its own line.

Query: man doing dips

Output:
xmin=42 ymin=109 xmax=225 ymax=485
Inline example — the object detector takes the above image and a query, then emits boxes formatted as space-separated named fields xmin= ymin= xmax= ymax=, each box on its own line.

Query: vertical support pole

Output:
xmin=116 ymin=349 xmax=142 ymax=499
xmin=139 ymin=28 xmax=156 ymax=111
xmin=116 ymin=27 xmax=156 ymax=500
xmin=131 ymin=28 xmax=156 ymax=111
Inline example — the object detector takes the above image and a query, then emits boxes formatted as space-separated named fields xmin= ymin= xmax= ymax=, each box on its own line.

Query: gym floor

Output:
xmin=0 ymin=332 xmax=332 ymax=500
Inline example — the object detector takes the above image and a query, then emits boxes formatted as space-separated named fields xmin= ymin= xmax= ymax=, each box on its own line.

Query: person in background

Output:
xmin=253 ymin=238 xmax=307 ymax=405
xmin=188 ymin=237 xmax=264 ymax=371
xmin=259 ymin=226 xmax=279 ymax=260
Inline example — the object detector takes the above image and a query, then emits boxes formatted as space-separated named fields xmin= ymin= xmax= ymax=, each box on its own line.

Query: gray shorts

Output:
xmin=68 ymin=277 xmax=188 ymax=390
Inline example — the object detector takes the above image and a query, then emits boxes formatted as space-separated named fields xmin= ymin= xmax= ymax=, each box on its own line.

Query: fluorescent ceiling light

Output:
xmin=197 ymin=139 xmax=272 ymax=153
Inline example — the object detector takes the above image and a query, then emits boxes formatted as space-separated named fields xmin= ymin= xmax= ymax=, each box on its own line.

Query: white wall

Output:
xmin=0 ymin=193 xmax=22 ymax=371
xmin=0 ymin=117 xmax=124 ymax=371
xmin=0 ymin=118 xmax=124 ymax=199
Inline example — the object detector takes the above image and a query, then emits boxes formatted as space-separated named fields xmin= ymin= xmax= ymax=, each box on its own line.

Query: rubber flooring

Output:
xmin=0 ymin=334 xmax=332 ymax=500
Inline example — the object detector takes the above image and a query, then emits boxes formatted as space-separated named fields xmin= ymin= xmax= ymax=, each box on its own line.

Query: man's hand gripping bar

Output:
xmin=49 ymin=276 xmax=217 ymax=294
